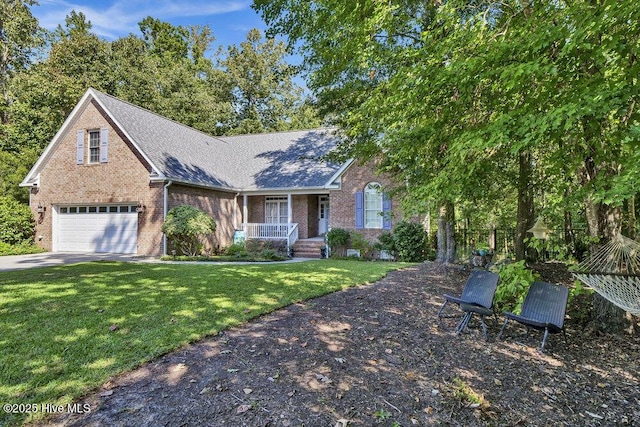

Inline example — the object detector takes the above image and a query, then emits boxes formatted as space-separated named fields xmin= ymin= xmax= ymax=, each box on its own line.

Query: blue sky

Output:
xmin=30 ymin=0 xmax=267 ymax=51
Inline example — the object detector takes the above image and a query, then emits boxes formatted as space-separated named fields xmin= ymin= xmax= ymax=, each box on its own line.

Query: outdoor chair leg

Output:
xmin=479 ymin=315 xmax=489 ymax=341
xmin=437 ymin=300 xmax=448 ymax=319
xmin=455 ymin=313 xmax=466 ymax=334
xmin=539 ymin=327 xmax=550 ymax=352
xmin=497 ymin=318 xmax=509 ymax=340
xmin=456 ymin=312 xmax=472 ymax=335
xmin=562 ymin=328 xmax=568 ymax=345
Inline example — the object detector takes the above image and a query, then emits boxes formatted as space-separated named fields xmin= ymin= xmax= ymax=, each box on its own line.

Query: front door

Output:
xmin=318 ymin=196 xmax=330 ymax=235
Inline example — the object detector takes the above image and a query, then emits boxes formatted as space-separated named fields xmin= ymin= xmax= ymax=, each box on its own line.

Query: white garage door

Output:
xmin=55 ymin=205 xmax=138 ymax=254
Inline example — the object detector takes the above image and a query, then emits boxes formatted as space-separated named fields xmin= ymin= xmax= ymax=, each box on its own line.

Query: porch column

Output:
xmin=287 ymin=193 xmax=292 ymax=224
xmin=243 ymin=194 xmax=248 ymax=229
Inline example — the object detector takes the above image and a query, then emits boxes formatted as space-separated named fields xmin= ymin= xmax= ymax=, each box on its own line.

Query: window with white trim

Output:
xmin=265 ymin=196 xmax=288 ymax=223
xmin=88 ymin=130 xmax=100 ymax=163
xmin=364 ymin=182 xmax=383 ymax=229
xmin=77 ymin=127 xmax=108 ymax=165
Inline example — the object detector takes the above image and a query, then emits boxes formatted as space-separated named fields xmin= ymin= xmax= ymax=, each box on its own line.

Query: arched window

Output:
xmin=364 ymin=182 xmax=383 ymax=229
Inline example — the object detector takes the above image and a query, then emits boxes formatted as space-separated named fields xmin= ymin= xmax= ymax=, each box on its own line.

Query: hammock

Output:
xmin=573 ymin=234 xmax=640 ymax=317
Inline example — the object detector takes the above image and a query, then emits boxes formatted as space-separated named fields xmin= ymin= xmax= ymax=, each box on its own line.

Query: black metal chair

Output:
xmin=497 ymin=281 xmax=569 ymax=352
xmin=437 ymin=270 xmax=500 ymax=340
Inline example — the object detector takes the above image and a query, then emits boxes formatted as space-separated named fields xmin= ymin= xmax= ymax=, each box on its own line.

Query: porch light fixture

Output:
xmin=528 ymin=217 xmax=551 ymax=239
xmin=36 ymin=203 xmax=46 ymax=213
xmin=136 ymin=203 xmax=146 ymax=213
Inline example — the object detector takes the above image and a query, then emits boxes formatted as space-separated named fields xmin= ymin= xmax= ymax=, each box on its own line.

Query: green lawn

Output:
xmin=0 ymin=260 xmax=407 ymax=425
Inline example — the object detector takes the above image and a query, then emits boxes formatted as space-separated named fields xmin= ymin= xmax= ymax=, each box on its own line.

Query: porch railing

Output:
xmin=241 ymin=222 xmax=299 ymax=255
xmin=242 ymin=223 xmax=298 ymax=239
xmin=287 ymin=223 xmax=299 ymax=253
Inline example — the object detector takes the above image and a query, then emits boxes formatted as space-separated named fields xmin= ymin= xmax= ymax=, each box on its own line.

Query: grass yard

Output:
xmin=0 ymin=260 xmax=407 ymax=425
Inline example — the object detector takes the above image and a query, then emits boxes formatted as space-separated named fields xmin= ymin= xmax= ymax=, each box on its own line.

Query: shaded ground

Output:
xmin=41 ymin=262 xmax=639 ymax=426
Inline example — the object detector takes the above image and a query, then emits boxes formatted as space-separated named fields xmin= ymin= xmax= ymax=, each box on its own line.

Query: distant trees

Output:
xmin=0 ymin=5 xmax=321 ymax=202
xmin=221 ymin=28 xmax=320 ymax=134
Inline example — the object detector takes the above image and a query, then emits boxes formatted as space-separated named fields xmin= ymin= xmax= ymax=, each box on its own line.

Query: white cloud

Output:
xmin=33 ymin=0 xmax=253 ymax=40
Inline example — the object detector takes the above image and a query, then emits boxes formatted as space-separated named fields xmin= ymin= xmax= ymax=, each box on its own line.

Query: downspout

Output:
xmin=233 ymin=193 xmax=240 ymax=229
xmin=163 ymin=180 xmax=172 ymax=255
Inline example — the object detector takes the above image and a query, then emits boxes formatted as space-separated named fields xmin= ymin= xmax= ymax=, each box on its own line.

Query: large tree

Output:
xmin=254 ymin=0 xmax=640 ymax=325
xmin=220 ymin=28 xmax=319 ymax=134
xmin=0 ymin=0 xmax=44 ymax=202
xmin=0 ymin=0 xmax=43 ymax=135
xmin=0 ymin=0 xmax=42 ymax=124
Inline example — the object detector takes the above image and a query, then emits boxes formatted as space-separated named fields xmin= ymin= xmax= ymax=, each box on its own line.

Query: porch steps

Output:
xmin=293 ymin=238 xmax=326 ymax=259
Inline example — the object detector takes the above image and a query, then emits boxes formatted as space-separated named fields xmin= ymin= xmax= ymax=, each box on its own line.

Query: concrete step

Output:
xmin=293 ymin=239 xmax=326 ymax=259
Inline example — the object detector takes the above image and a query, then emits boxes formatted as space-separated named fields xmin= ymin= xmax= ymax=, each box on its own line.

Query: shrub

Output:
xmin=162 ymin=205 xmax=216 ymax=256
xmin=566 ymin=279 xmax=594 ymax=326
xmin=350 ymin=232 xmax=373 ymax=258
xmin=245 ymin=239 xmax=287 ymax=257
xmin=392 ymin=221 xmax=428 ymax=262
xmin=375 ymin=231 xmax=395 ymax=251
xmin=244 ymin=239 xmax=262 ymax=253
xmin=326 ymin=228 xmax=350 ymax=257
xmin=0 ymin=241 xmax=45 ymax=256
xmin=0 ymin=196 xmax=35 ymax=245
xmin=260 ymin=249 xmax=279 ymax=260
xmin=224 ymin=243 xmax=248 ymax=257
xmin=490 ymin=260 xmax=540 ymax=313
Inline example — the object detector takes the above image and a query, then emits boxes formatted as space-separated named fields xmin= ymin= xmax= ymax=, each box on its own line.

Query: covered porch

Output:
xmin=238 ymin=193 xmax=329 ymax=253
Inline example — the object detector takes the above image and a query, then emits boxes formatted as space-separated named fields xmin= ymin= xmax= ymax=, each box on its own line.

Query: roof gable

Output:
xmin=24 ymin=88 xmax=343 ymax=191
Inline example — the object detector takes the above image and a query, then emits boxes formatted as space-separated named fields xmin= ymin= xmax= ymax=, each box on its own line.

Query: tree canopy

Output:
xmin=253 ymin=0 xmax=640 ymax=247
xmin=0 ymin=2 xmax=320 ymax=202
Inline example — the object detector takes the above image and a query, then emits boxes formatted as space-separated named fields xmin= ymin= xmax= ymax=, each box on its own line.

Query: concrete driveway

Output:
xmin=0 ymin=253 xmax=313 ymax=271
xmin=0 ymin=252 xmax=152 ymax=271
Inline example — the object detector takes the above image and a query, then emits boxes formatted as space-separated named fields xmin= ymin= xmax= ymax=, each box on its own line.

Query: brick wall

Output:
xmin=292 ymin=195 xmax=309 ymax=239
xmin=307 ymin=195 xmax=320 ymax=237
xmin=246 ymin=195 xmax=264 ymax=223
xmin=168 ymin=185 xmax=239 ymax=251
xmin=28 ymin=95 xmax=402 ymax=255
xmin=30 ymin=100 xmax=165 ymax=256
xmin=329 ymin=161 xmax=402 ymax=243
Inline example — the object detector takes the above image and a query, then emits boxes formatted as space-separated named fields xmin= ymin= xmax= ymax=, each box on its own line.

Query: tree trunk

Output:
xmin=593 ymin=293 xmax=637 ymax=335
xmin=564 ymin=210 xmax=575 ymax=254
xmin=584 ymin=196 xmax=633 ymax=333
xmin=585 ymin=197 xmax=622 ymax=239
xmin=445 ymin=200 xmax=456 ymax=263
xmin=514 ymin=150 xmax=534 ymax=261
xmin=436 ymin=201 xmax=456 ymax=264
xmin=628 ymin=196 xmax=636 ymax=239
xmin=436 ymin=204 xmax=446 ymax=263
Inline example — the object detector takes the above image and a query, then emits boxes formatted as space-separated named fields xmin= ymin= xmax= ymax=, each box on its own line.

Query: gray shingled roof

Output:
xmin=93 ymin=90 xmax=342 ymax=191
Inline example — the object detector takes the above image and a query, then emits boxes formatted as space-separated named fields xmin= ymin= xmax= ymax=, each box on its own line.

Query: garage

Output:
xmin=54 ymin=205 xmax=138 ymax=253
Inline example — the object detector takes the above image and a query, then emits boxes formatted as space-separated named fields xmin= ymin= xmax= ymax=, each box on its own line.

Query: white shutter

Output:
xmin=76 ymin=129 xmax=85 ymax=164
xmin=100 ymin=127 xmax=109 ymax=163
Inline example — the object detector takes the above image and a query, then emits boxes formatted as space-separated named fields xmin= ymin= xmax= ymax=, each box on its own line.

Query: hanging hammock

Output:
xmin=573 ymin=234 xmax=640 ymax=317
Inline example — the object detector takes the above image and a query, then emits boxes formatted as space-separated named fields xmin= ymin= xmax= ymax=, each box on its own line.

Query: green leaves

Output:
xmin=220 ymin=29 xmax=317 ymax=133
xmin=491 ymin=260 xmax=540 ymax=314
xmin=0 ymin=195 xmax=34 ymax=244
xmin=1 ymin=11 xmax=321 ymax=200
xmin=256 ymin=0 xmax=640 ymax=239
xmin=162 ymin=205 xmax=216 ymax=256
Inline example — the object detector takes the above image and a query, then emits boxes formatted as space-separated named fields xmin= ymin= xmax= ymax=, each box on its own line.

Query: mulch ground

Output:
xmin=42 ymin=262 xmax=639 ymax=427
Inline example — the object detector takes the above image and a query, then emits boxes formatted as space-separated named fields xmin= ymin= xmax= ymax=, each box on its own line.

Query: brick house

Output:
xmin=21 ymin=88 xmax=400 ymax=257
